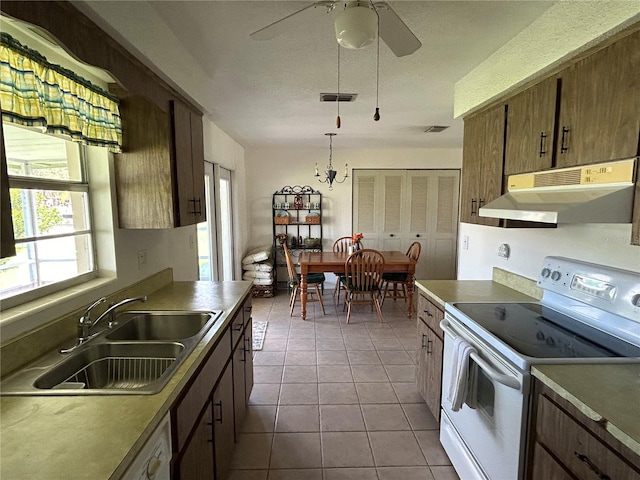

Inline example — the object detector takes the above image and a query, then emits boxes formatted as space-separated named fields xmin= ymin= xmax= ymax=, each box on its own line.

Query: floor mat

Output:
xmin=252 ymin=320 xmax=268 ymax=351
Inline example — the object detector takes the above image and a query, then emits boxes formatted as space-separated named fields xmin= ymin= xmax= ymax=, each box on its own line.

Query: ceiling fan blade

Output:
xmin=374 ymin=2 xmax=422 ymax=57
xmin=250 ymin=1 xmax=337 ymax=41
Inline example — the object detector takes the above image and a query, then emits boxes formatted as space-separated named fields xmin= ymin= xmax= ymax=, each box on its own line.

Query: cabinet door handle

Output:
xmin=188 ymin=198 xmax=197 ymax=214
xmin=421 ymin=333 xmax=427 ymax=349
xmin=470 ymin=199 xmax=477 ymax=216
xmin=415 ymin=234 xmax=420 ymax=238
xmin=574 ymin=452 xmax=610 ymax=480
xmin=424 ymin=310 xmax=433 ymax=318
xmin=234 ymin=323 xmax=243 ymax=332
xmin=560 ymin=126 xmax=570 ymax=154
xmin=479 ymin=199 xmax=485 ymax=208
xmin=244 ymin=336 xmax=251 ymax=354
xmin=426 ymin=339 xmax=433 ymax=354
xmin=214 ymin=401 xmax=223 ymax=424
xmin=538 ymin=132 xmax=547 ymax=157
xmin=195 ymin=198 xmax=202 ymax=215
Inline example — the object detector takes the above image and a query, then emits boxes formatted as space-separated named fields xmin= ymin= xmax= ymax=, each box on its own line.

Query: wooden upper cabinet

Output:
xmin=505 ymin=76 xmax=558 ymax=175
xmin=115 ymin=95 xmax=206 ymax=228
xmin=460 ymin=105 xmax=504 ymax=226
xmin=555 ymin=29 xmax=640 ymax=168
xmin=1 ymin=120 xmax=16 ymax=259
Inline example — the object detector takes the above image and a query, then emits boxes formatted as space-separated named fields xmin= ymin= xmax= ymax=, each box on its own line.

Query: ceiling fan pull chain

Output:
xmin=336 ymin=43 xmax=341 ymax=129
xmin=371 ymin=0 xmax=381 ymax=121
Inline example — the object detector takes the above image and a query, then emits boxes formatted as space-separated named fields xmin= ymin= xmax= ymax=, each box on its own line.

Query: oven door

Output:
xmin=440 ymin=315 xmax=530 ymax=480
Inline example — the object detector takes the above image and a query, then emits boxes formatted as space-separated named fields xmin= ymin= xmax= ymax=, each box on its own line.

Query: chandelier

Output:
xmin=315 ymin=133 xmax=348 ymax=190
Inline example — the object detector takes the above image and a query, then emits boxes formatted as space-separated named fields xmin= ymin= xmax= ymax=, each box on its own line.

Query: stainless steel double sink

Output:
xmin=1 ymin=310 xmax=222 ymax=395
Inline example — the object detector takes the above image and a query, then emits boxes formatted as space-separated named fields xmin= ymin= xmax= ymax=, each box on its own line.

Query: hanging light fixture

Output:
xmin=334 ymin=4 xmax=378 ymax=50
xmin=315 ymin=133 xmax=348 ymax=190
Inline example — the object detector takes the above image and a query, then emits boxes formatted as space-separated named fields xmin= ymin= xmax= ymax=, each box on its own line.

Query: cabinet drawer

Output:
xmin=530 ymin=442 xmax=573 ymax=480
xmin=230 ymin=309 xmax=244 ymax=349
xmin=536 ymin=394 xmax=640 ymax=480
xmin=174 ymin=328 xmax=231 ymax=451
xmin=417 ymin=293 xmax=444 ymax=339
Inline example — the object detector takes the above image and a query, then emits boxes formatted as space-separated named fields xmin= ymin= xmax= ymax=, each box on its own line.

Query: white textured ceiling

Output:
xmin=79 ymin=1 xmax=557 ymax=149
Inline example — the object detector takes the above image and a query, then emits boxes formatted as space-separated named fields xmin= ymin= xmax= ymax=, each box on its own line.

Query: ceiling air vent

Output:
xmin=424 ymin=125 xmax=449 ymax=133
xmin=320 ymin=93 xmax=358 ymax=102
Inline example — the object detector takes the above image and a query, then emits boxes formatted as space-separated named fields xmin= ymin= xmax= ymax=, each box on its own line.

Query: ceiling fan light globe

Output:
xmin=334 ymin=6 xmax=377 ymax=50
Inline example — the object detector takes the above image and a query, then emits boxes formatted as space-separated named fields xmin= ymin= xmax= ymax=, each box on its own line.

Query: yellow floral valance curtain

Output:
xmin=0 ymin=33 xmax=122 ymax=153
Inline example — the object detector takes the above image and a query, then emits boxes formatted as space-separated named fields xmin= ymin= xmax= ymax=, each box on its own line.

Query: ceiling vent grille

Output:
xmin=424 ymin=125 xmax=449 ymax=133
xmin=320 ymin=93 xmax=358 ymax=102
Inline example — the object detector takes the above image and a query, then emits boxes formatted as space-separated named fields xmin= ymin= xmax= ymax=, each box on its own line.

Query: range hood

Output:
xmin=479 ymin=158 xmax=637 ymax=224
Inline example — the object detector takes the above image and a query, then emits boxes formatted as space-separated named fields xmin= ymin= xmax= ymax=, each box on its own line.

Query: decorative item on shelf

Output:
xmin=305 ymin=211 xmax=321 ymax=224
xmin=276 ymin=233 xmax=288 ymax=245
xmin=294 ymin=194 xmax=304 ymax=209
xmin=275 ymin=210 xmax=290 ymax=224
xmin=315 ymin=132 xmax=348 ymax=190
xmin=304 ymin=238 xmax=321 ymax=249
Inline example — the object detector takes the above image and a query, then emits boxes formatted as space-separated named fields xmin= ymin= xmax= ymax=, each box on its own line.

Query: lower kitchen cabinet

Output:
xmin=212 ymin=364 xmax=234 ymax=480
xmin=528 ymin=380 xmax=640 ymax=480
xmin=175 ymin=403 xmax=215 ymax=480
xmin=232 ymin=331 xmax=247 ymax=440
xmin=243 ymin=318 xmax=254 ymax=405
xmin=415 ymin=292 xmax=444 ymax=422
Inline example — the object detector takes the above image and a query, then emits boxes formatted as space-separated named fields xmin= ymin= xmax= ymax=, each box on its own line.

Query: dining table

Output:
xmin=298 ymin=250 xmax=417 ymax=320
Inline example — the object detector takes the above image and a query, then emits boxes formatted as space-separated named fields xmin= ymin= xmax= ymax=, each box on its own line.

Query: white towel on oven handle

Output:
xmin=447 ymin=336 xmax=477 ymax=412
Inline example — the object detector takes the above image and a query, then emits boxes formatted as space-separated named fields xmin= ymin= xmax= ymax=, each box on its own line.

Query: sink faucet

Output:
xmin=60 ymin=295 xmax=147 ymax=354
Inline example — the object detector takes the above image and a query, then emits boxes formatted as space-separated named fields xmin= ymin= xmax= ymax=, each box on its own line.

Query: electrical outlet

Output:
xmin=463 ymin=235 xmax=469 ymax=250
xmin=137 ymin=249 xmax=148 ymax=269
xmin=189 ymin=234 xmax=195 ymax=251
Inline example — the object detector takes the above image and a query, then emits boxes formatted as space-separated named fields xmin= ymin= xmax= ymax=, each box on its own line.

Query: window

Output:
xmin=1 ymin=123 xmax=96 ymax=303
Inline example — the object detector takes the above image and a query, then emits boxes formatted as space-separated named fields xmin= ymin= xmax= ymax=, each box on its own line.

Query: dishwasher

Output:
xmin=123 ymin=414 xmax=172 ymax=480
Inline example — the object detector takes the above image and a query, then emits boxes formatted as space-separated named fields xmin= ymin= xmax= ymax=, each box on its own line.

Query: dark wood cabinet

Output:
xmin=0 ymin=120 xmax=16 ymax=259
xmin=176 ymin=402 xmax=215 ymax=480
xmin=504 ymin=76 xmax=558 ymax=176
xmin=114 ymin=95 xmax=205 ymax=228
xmin=244 ymin=317 xmax=254 ymax=405
xmin=212 ymin=364 xmax=235 ymax=480
xmin=555 ymin=29 xmax=640 ymax=169
xmin=415 ymin=292 xmax=444 ymax=422
xmin=528 ymin=380 xmax=640 ymax=480
xmin=232 ymin=332 xmax=247 ymax=441
xmin=460 ymin=105 xmax=504 ymax=226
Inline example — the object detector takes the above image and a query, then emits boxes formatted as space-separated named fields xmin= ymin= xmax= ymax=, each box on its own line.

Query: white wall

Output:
xmin=244 ymin=147 xmax=462 ymax=254
xmin=457 ymin=223 xmax=640 ymax=281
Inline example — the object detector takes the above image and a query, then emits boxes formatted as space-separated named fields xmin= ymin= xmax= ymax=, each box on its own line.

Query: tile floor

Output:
xmin=227 ymin=288 xmax=459 ymax=480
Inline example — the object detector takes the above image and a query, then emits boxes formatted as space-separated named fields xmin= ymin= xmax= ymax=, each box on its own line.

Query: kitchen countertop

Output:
xmin=415 ymin=279 xmax=537 ymax=308
xmin=0 ymin=281 xmax=252 ymax=480
xmin=533 ymin=363 xmax=640 ymax=455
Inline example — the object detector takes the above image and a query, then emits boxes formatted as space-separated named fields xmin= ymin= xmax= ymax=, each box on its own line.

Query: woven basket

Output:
xmin=274 ymin=216 xmax=290 ymax=225
xmin=305 ymin=216 xmax=320 ymax=224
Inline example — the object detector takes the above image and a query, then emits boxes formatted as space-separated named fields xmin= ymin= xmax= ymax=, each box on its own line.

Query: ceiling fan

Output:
xmin=250 ymin=1 xmax=422 ymax=57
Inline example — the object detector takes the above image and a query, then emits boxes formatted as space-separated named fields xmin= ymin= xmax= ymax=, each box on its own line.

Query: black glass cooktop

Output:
xmin=451 ymin=302 xmax=640 ymax=359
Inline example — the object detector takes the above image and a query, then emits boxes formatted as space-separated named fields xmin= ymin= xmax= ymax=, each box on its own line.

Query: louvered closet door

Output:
xmin=353 ymin=169 xmax=459 ymax=281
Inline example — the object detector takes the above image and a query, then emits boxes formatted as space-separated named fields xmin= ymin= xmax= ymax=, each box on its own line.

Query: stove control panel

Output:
xmin=538 ymin=256 xmax=640 ymax=322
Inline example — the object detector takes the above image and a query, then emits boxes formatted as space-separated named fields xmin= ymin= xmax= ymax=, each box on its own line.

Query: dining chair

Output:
xmin=283 ymin=243 xmax=326 ymax=317
xmin=332 ymin=236 xmax=357 ymax=303
xmin=342 ymin=248 xmax=385 ymax=324
xmin=382 ymin=241 xmax=421 ymax=307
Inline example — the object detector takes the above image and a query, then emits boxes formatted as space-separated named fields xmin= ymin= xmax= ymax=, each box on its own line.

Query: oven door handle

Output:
xmin=440 ymin=319 xmax=522 ymax=391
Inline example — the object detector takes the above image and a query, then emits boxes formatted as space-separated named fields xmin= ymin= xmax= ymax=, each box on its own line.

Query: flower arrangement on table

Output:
xmin=352 ymin=233 xmax=364 ymax=250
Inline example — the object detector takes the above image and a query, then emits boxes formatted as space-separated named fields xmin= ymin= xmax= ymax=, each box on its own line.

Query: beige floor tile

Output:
xmin=318 ymin=383 xmax=359 ymax=404
xmin=270 ymin=433 xmax=322 ymax=468
xmin=287 ymin=338 xmax=316 ymax=351
xmin=321 ymin=432 xmax=375 ymax=467
xmin=384 ymin=364 xmax=415 ymax=382
xmin=320 ymin=404 xmax=366 ymax=431
xmin=267 ymin=469 xmax=322 ymax=480
xmin=429 ymin=466 xmax=460 ymax=480
xmin=231 ymin=433 xmax=273 ymax=469
xmin=351 ymin=365 xmax=390 ymax=382
xmin=377 ymin=466 xmax=435 ymax=480
xmin=347 ymin=350 xmax=381 ymax=365
xmin=391 ymin=383 xmax=424 ymax=404
xmin=414 ymin=430 xmax=452 ymax=465
xmin=227 ymin=470 xmax=269 ymax=480
xmin=316 ymin=337 xmax=346 ymax=350
xmin=402 ymin=404 xmax=439 ymax=430
xmin=249 ymin=384 xmax=281 ymax=405
xmin=368 ymin=431 xmax=427 ymax=466
xmin=275 ymin=405 xmax=320 ymax=432
xmin=282 ymin=365 xmax=318 ymax=383
xmin=261 ymin=339 xmax=288 ymax=351
xmin=318 ymin=365 xmax=354 ymax=383
xmin=372 ymin=337 xmax=404 ymax=350
xmin=344 ymin=337 xmax=376 ymax=350
xmin=242 ymin=406 xmax=277 ymax=433
xmin=361 ymin=404 xmax=411 ymax=431
xmin=317 ymin=350 xmax=349 ymax=365
xmin=254 ymin=351 xmax=286 ymax=366
xmin=355 ymin=383 xmax=399 ymax=404
xmin=255 ymin=366 xmax=284 ymax=384
xmin=279 ymin=383 xmax=319 ymax=405
xmin=285 ymin=351 xmax=317 ymax=365
xmin=323 ymin=467 xmax=378 ymax=479
xmin=377 ymin=350 xmax=413 ymax=365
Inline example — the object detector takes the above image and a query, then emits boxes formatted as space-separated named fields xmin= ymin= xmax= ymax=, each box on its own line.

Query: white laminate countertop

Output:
xmin=0 ymin=281 xmax=252 ymax=480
